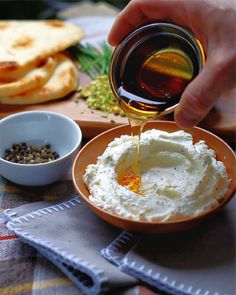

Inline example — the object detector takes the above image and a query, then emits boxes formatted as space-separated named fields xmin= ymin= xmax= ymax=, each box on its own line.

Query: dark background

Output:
xmin=0 ymin=0 xmax=129 ymax=19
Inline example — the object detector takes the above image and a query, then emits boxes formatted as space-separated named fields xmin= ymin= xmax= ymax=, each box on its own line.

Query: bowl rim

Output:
xmin=72 ymin=121 xmax=236 ymax=227
xmin=0 ymin=110 xmax=82 ymax=166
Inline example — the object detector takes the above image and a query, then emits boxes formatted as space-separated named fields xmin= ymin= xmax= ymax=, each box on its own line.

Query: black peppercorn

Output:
xmin=3 ymin=143 xmax=60 ymax=164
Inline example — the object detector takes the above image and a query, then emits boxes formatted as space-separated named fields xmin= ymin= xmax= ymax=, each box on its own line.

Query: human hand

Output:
xmin=108 ymin=0 xmax=236 ymax=128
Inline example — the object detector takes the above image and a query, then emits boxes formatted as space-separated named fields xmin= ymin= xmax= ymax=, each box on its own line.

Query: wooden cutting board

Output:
xmin=0 ymin=71 xmax=235 ymax=145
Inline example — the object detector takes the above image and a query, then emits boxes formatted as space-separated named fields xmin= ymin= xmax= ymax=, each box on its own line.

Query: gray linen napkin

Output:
xmin=102 ymin=196 xmax=236 ymax=295
xmin=4 ymin=197 xmax=137 ymax=295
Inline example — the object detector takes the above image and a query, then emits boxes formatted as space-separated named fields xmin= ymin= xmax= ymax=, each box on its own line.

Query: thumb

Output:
xmin=174 ymin=51 xmax=236 ymax=128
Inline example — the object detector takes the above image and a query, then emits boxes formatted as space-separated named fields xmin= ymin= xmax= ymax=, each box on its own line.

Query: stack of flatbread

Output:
xmin=0 ymin=20 xmax=84 ymax=105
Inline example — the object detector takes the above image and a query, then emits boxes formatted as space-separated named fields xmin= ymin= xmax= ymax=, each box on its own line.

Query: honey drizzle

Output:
xmin=118 ymin=46 xmax=195 ymax=194
xmin=119 ymin=112 xmax=147 ymax=193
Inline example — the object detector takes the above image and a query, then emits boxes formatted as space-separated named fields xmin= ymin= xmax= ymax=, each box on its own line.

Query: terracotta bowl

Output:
xmin=72 ymin=121 xmax=236 ymax=234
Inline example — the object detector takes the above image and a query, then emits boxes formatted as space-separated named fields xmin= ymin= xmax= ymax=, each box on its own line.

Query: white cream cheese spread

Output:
xmin=83 ymin=130 xmax=230 ymax=222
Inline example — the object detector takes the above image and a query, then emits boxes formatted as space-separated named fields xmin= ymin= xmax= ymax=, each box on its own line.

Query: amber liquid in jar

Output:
xmin=115 ymin=32 xmax=202 ymax=193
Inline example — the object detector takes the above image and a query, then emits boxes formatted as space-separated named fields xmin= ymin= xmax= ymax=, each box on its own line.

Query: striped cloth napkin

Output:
xmin=2 ymin=190 xmax=136 ymax=295
xmin=0 ymin=179 xmax=83 ymax=295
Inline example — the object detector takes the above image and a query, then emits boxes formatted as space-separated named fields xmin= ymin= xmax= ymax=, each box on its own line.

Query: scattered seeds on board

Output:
xmin=3 ymin=143 xmax=60 ymax=164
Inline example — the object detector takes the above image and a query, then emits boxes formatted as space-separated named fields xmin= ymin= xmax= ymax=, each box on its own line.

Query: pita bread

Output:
xmin=0 ymin=56 xmax=57 ymax=97
xmin=0 ymin=20 xmax=84 ymax=75
xmin=0 ymin=54 xmax=78 ymax=105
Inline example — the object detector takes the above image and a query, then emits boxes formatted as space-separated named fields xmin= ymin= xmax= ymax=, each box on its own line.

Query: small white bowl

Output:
xmin=0 ymin=111 xmax=82 ymax=186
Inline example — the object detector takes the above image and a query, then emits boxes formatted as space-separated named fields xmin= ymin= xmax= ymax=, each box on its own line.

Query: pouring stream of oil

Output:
xmin=118 ymin=48 xmax=194 ymax=194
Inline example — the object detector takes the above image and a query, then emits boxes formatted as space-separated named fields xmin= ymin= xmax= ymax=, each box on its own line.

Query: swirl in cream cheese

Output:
xmin=83 ymin=130 xmax=230 ymax=222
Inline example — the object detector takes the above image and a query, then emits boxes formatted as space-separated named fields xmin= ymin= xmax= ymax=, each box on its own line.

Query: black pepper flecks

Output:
xmin=3 ymin=143 xmax=60 ymax=164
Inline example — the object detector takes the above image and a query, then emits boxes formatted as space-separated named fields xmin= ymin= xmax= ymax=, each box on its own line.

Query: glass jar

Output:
xmin=109 ymin=22 xmax=205 ymax=120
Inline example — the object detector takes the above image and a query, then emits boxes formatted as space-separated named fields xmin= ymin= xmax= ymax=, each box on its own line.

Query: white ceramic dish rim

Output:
xmin=0 ymin=110 xmax=82 ymax=167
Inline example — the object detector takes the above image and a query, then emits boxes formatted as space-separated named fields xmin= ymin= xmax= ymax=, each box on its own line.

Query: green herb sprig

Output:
xmin=70 ymin=42 xmax=112 ymax=79
xmin=70 ymin=42 xmax=125 ymax=117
